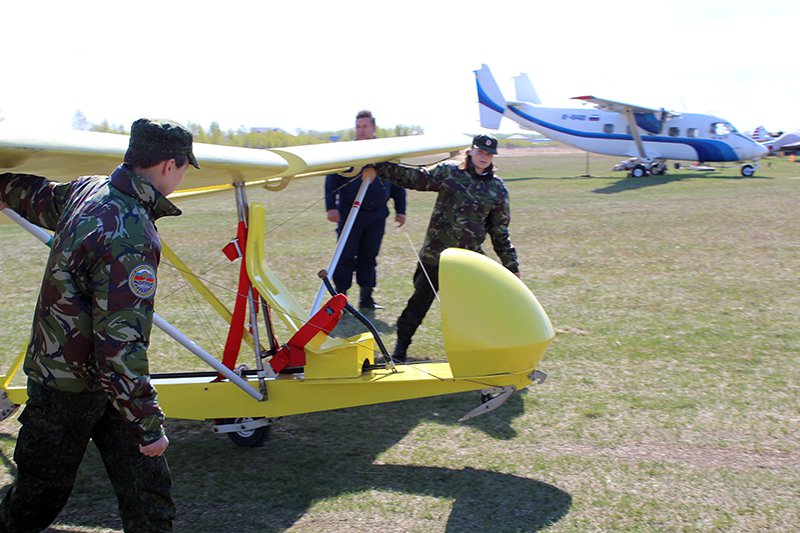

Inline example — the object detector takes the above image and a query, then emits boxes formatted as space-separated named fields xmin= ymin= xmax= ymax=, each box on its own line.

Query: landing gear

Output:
xmin=648 ymin=161 xmax=667 ymax=175
xmin=740 ymin=164 xmax=755 ymax=177
xmin=614 ymin=158 xmax=668 ymax=178
xmin=214 ymin=417 xmax=272 ymax=447
xmin=630 ymin=165 xmax=647 ymax=178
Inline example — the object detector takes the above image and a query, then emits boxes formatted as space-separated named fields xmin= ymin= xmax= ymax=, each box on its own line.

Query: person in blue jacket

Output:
xmin=324 ymin=110 xmax=406 ymax=309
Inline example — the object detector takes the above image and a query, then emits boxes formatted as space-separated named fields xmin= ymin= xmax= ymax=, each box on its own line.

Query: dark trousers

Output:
xmin=333 ymin=210 xmax=387 ymax=293
xmin=396 ymin=261 xmax=440 ymax=343
xmin=0 ymin=381 xmax=175 ymax=533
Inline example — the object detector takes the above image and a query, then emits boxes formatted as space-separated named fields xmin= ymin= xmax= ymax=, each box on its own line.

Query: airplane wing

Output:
xmin=571 ymin=95 xmax=680 ymax=119
xmin=571 ymin=95 xmax=680 ymax=161
xmin=0 ymin=126 xmax=470 ymax=195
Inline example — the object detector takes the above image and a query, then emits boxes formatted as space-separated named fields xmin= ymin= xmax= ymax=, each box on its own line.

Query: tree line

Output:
xmin=72 ymin=111 xmax=424 ymax=148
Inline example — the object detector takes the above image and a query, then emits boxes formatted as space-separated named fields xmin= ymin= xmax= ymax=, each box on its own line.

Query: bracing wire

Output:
xmin=402 ymin=228 xmax=441 ymax=305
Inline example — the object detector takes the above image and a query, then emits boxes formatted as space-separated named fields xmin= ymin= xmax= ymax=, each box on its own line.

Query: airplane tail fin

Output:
xmin=474 ymin=64 xmax=506 ymax=130
xmin=513 ymin=73 xmax=541 ymax=104
xmin=751 ymin=126 xmax=770 ymax=142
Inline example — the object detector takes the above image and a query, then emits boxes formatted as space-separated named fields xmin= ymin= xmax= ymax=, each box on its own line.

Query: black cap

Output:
xmin=472 ymin=133 xmax=498 ymax=155
xmin=129 ymin=118 xmax=200 ymax=169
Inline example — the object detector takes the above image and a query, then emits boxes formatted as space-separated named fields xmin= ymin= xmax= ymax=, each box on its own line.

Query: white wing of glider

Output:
xmin=0 ymin=126 xmax=470 ymax=195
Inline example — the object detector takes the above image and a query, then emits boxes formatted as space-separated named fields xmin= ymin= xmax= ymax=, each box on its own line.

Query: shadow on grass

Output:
xmin=592 ymin=173 xmax=772 ymax=194
xmin=17 ymin=392 xmax=570 ymax=532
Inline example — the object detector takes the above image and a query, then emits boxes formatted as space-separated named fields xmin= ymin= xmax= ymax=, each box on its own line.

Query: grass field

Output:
xmin=1 ymin=147 xmax=798 ymax=532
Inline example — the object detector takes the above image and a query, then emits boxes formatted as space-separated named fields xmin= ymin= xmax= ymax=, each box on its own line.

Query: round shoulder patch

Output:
xmin=128 ymin=264 xmax=157 ymax=299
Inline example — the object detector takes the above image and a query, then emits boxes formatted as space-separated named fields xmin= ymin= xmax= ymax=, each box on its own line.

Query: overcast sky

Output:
xmin=2 ymin=0 xmax=798 ymax=136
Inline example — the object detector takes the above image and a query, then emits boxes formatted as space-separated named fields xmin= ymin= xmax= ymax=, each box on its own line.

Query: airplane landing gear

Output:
xmin=630 ymin=165 xmax=647 ymax=178
xmin=615 ymin=158 xmax=668 ymax=178
xmin=649 ymin=161 xmax=667 ymax=175
xmin=740 ymin=164 xmax=755 ymax=177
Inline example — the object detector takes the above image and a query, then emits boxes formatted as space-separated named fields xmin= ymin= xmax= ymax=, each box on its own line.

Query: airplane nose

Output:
xmin=738 ymin=136 xmax=768 ymax=159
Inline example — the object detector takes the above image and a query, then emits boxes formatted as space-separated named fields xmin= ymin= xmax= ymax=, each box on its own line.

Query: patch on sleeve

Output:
xmin=128 ymin=264 xmax=157 ymax=299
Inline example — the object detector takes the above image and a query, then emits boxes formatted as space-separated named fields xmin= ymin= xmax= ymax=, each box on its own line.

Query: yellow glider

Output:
xmin=0 ymin=126 xmax=553 ymax=446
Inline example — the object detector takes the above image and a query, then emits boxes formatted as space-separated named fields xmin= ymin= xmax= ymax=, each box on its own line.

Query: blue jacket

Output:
xmin=325 ymin=172 xmax=406 ymax=220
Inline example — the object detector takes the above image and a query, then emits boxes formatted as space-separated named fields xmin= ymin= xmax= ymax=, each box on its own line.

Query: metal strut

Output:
xmin=233 ymin=182 xmax=276 ymax=398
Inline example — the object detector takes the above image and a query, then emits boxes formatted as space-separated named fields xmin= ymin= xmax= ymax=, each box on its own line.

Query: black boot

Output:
xmin=392 ymin=337 xmax=411 ymax=363
xmin=359 ymin=287 xmax=383 ymax=310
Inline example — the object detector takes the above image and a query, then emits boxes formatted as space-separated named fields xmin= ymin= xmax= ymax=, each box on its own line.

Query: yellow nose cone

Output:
xmin=439 ymin=248 xmax=554 ymax=378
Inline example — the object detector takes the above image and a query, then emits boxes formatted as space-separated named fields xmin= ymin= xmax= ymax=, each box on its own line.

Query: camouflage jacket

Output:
xmin=0 ymin=164 xmax=181 ymax=444
xmin=375 ymin=160 xmax=518 ymax=272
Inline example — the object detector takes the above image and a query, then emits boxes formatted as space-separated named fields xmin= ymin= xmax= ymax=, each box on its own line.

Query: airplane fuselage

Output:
xmin=505 ymin=103 xmax=766 ymax=163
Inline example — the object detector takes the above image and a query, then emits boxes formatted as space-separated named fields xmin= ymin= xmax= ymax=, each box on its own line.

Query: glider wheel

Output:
xmin=226 ymin=417 xmax=272 ymax=447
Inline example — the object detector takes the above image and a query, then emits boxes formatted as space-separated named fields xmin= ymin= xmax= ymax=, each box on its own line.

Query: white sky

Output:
xmin=2 ymin=0 xmax=798 ymax=136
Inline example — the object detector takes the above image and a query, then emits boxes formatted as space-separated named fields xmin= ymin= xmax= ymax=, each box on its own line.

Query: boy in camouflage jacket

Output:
xmin=0 ymin=118 xmax=198 ymax=532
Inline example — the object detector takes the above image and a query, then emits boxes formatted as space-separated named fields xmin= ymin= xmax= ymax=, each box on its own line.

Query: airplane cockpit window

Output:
xmin=604 ymin=123 xmax=614 ymax=134
xmin=687 ymin=128 xmax=698 ymax=138
xmin=669 ymin=127 xmax=680 ymax=137
xmin=711 ymin=122 xmax=735 ymax=136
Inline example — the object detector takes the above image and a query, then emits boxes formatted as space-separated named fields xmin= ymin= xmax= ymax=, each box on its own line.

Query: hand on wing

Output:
xmin=139 ymin=435 xmax=170 ymax=457
xmin=327 ymin=209 xmax=340 ymax=223
xmin=362 ymin=166 xmax=376 ymax=183
xmin=396 ymin=213 xmax=406 ymax=227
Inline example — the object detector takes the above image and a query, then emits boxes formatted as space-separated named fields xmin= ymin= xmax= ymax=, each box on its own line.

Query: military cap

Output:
xmin=129 ymin=118 xmax=200 ymax=169
xmin=472 ymin=133 xmax=498 ymax=155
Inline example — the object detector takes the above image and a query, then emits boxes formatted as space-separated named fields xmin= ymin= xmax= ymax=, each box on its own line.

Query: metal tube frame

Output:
xmin=1 ymin=204 xmax=267 ymax=402
xmin=310 ymin=175 xmax=371 ymax=315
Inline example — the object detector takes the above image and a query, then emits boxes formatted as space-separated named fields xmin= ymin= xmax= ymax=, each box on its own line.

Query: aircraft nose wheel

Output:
xmin=219 ymin=417 xmax=272 ymax=447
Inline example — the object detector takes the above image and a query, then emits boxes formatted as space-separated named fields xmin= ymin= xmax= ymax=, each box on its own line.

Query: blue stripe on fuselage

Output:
xmin=476 ymin=79 xmax=505 ymax=114
xmin=508 ymin=106 xmax=739 ymax=162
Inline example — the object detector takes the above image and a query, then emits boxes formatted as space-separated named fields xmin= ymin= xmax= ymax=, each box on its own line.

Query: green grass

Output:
xmin=1 ymin=147 xmax=798 ymax=531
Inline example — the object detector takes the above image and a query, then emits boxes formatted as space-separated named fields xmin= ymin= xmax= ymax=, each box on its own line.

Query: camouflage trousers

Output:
xmin=396 ymin=261 xmax=440 ymax=343
xmin=0 ymin=380 xmax=175 ymax=532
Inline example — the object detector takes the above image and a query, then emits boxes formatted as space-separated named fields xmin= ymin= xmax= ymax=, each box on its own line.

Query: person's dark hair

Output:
xmin=356 ymin=110 xmax=376 ymax=126
xmin=124 ymin=147 xmax=189 ymax=170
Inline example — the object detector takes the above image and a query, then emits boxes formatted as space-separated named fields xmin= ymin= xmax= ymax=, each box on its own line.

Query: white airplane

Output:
xmin=475 ymin=64 xmax=767 ymax=177
xmin=752 ymin=127 xmax=800 ymax=154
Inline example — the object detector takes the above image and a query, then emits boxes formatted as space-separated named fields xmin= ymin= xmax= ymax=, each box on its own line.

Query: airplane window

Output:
xmin=603 ymin=124 xmax=614 ymax=134
xmin=712 ymin=122 xmax=733 ymax=136
xmin=669 ymin=127 xmax=680 ymax=137
xmin=687 ymin=128 xmax=698 ymax=138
